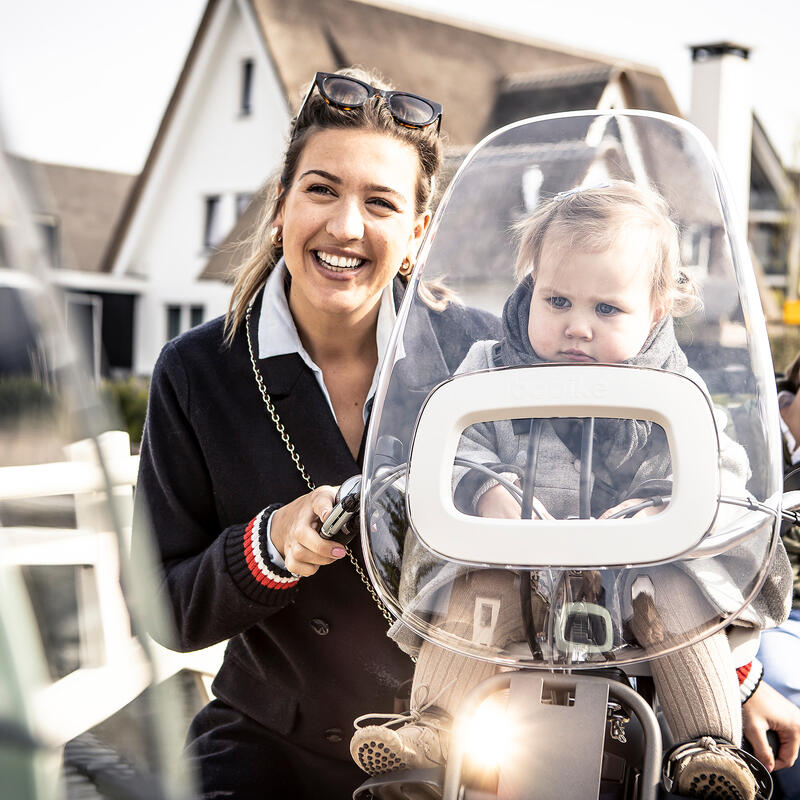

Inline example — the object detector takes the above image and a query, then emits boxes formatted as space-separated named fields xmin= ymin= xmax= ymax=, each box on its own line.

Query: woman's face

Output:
xmin=274 ymin=128 xmax=428 ymax=327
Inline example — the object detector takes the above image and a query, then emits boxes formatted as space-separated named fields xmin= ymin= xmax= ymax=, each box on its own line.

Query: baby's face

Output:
xmin=527 ymin=229 xmax=664 ymax=364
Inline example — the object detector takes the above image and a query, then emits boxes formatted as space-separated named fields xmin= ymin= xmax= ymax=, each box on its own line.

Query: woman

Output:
xmin=131 ymin=67 xmax=499 ymax=798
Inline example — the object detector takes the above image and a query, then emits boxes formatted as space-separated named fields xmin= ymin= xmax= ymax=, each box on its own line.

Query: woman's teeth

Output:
xmin=315 ymin=251 xmax=364 ymax=271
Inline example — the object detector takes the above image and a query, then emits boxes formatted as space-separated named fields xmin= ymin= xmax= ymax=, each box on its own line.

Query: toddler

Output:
xmin=351 ymin=181 xmax=762 ymax=799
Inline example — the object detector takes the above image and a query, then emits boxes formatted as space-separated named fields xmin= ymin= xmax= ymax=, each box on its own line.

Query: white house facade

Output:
xmin=106 ymin=0 xmax=290 ymax=373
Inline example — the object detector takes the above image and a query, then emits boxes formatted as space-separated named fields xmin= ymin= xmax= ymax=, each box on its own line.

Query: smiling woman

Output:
xmin=130 ymin=66 xmax=500 ymax=798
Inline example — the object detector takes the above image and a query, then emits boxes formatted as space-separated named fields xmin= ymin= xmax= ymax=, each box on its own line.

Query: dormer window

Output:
xmin=240 ymin=58 xmax=255 ymax=116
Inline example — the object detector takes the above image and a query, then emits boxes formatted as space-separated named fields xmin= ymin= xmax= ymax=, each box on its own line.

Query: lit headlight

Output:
xmin=461 ymin=695 xmax=514 ymax=768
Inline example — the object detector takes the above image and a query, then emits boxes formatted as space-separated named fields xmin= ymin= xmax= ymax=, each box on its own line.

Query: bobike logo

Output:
xmin=506 ymin=374 xmax=611 ymax=405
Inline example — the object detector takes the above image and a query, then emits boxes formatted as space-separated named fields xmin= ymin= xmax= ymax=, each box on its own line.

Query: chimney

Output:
xmin=689 ymin=42 xmax=753 ymax=237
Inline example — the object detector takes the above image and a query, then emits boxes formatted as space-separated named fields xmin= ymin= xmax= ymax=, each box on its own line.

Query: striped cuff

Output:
xmin=243 ymin=506 xmax=300 ymax=590
xmin=737 ymin=658 xmax=764 ymax=704
xmin=225 ymin=504 xmax=301 ymax=604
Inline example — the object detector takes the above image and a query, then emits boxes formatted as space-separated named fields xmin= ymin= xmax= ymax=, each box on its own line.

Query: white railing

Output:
xmin=0 ymin=430 xmax=224 ymax=746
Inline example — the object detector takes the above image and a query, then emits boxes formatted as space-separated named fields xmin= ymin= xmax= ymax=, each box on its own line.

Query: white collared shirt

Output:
xmin=258 ymin=259 xmax=397 ymax=566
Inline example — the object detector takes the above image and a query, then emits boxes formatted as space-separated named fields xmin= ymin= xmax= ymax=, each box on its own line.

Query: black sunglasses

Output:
xmin=293 ymin=72 xmax=443 ymax=134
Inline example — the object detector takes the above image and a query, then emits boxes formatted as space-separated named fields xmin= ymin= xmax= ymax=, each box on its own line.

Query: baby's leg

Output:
xmin=630 ymin=567 xmax=740 ymax=744
xmin=351 ymin=570 xmax=521 ymax=775
xmin=631 ymin=569 xmax=759 ymax=799
xmin=411 ymin=570 xmax=521 ymax=717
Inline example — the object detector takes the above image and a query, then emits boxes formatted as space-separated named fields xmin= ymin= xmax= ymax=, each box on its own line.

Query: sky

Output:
xmin=1 ymin=0 xmax=799 ymax=174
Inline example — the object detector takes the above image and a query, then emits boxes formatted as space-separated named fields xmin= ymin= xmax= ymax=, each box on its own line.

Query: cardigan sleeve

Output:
xmin=132 ymin=341 xmax=300 ymax=653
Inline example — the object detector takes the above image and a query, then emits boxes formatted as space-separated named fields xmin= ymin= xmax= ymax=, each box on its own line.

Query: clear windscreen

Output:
xmin=362 ymin=112 xmax=782 ymax=669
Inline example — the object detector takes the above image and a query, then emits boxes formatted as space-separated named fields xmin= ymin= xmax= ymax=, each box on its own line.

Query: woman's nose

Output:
xmin=327 ymin=199 xmax=365 ymax=241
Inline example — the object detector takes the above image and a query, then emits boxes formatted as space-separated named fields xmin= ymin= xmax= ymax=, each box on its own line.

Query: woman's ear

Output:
xmin=407 ymin=210 xmax=431 ymax=257
xmin=272 ymin=183 xmax=285 ymax=228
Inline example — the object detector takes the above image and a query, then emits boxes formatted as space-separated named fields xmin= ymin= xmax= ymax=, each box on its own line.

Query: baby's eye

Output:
xmin=596 ymin=302 xmax=621 ymax=316
xmin=547 ymin=296 xmax=570 ymax=309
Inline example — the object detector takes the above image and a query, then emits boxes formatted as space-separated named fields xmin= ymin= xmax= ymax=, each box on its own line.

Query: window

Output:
xmin=190 ymin=305 xmax=204 ymax=328
xmin=240 ymin=58 xmax=255 ymax=116
xmin=204 ymin=195 xmax=222 ymax=250
xmin=236 ymin=192 xmax=253 ymax=218
xmin=36 ymin=215 xmax=60 ymax=267
xmin=65 ymin=292 xmax=102 ymax=382
xmin=679 ymin=223 xmax=712 ymax=276
xmin=166 ymin=305 xmax=182 ymax=341
xmin=521 ymin=166 xmax=543 ymax=212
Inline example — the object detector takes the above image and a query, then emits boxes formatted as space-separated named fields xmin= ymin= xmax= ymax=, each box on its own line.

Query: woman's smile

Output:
xmin=313 ymin=249 xmax=366 ymax=271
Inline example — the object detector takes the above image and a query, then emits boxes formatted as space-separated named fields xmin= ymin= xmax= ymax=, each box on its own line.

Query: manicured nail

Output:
xmin=332 ymin=547 xmax=346 ymax=558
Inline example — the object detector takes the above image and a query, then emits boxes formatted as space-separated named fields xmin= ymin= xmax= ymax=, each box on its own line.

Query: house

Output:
xmin=0 ymin=156 xmax=135 ymax=380
xmin=40 ymin=0 xmax=800 ymax=375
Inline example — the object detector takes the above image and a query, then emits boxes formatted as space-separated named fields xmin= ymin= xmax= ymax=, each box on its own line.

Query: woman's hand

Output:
xmin=742 ymin=679 xmax=800 ymax=771
xmin=269 ymin=486 xmax=347 ymax=577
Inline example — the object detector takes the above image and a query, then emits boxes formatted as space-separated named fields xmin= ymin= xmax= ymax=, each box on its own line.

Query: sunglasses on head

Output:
xmin=293 ymin=72 xmax=443 ymax=134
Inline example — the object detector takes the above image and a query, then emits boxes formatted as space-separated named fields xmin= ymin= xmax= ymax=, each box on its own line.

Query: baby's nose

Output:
xmin=565 ymin=315 xmax=593 ymax=340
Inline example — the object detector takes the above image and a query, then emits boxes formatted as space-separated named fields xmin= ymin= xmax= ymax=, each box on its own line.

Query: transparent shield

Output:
xmin=362 ymin=111 xmax=781 ymax=669
xmin=0 ymin=140 xmax=194 ymax=797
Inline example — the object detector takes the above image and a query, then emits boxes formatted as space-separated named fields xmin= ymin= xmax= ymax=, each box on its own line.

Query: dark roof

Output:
xmin=250 ymin=0 xmax=677 ymax=147
xmin=6 ymin=155 xmax=134 ymax=272
xmin=488 ymin=66 xmax=614 ymax=130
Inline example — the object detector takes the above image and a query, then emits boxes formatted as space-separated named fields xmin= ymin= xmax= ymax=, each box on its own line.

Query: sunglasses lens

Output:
xmin=321 ymin=76 xmax=370 ymax=107
xmin=388 ymin=94 xmax=436 ymax=126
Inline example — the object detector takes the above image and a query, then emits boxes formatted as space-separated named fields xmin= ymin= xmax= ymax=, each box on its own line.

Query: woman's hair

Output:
xmin=224 ymin=66 xmax=445 ymax=341
xmin=514 ymin=180 xmax=701 ymax=317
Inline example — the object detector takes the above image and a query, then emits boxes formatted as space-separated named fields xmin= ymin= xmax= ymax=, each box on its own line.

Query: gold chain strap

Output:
xmin=244 ymin=304 xmax=400 ymax=635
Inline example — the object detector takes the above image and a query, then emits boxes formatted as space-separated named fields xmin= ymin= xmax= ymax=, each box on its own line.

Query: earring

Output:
xmin=270 ymin=226 xmax=283 ymax=247
xmin=398 ymin=257 xmax=414 ymax=278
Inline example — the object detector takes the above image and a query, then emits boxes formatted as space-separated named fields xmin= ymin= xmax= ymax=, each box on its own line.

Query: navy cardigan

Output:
xmin=132 ymin=280 xmax=500 ymax=762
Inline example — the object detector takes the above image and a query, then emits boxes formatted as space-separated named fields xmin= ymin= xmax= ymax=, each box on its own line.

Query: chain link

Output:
xmin=245 ymin=304 xmax=403 ymax=644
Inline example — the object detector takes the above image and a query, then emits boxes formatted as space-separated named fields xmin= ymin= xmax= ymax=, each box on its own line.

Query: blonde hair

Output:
xmin=224 ymin=67 xmax=448 ymax=344
xmin=514 ymin=180 xmax=700 ymax=317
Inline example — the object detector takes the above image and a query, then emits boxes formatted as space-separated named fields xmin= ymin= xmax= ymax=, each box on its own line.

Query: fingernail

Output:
xmin=332 ymin=547 xmax=346 ymax=558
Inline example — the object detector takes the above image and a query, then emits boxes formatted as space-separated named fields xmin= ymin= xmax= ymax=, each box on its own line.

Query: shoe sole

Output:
xmin=352 ymin=731 xmax=408 ymax=776
xmin=674 ymin=751 xmax=757 ymax=800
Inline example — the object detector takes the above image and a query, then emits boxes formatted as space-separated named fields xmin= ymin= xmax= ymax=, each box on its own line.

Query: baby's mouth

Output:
xmin=314 ymin=250 xmax=365 ymax=272
xmin=561 ymin=349 xmax=594 ymax=362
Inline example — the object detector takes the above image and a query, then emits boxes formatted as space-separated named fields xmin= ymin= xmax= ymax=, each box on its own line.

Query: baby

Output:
xmin=351 ymin=181 xmax=760 ymax=799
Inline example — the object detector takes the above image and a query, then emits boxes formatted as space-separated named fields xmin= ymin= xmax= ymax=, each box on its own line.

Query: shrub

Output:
xmin=100 ymin=376 xmax=149 ymax=449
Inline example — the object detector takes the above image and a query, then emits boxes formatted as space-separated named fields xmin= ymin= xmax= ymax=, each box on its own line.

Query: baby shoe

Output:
xmin=350 ymin=707 xmax=450 ymax=776
xmin=667 ymin=736 xmax=758 ymax=800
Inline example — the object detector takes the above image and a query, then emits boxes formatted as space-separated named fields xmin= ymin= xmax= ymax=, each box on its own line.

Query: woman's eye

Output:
xmin=548 ymin=296 xmax=570 ymax=309
xmin=596 ymin=302 xmax=620 ymax=316
xmin=369 ymin=197 xmax=398 ymax=212
xmin=307 ymin=184 xmax=335 ymax=196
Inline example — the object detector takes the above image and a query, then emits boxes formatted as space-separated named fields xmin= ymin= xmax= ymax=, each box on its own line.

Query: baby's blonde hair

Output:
xmin=514 ymin=180 xmax=700 ymax=317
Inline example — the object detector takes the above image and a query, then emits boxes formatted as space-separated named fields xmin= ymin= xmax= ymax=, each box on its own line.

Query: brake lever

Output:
xmin=319 ymin=475 xmax=362 ymax=546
